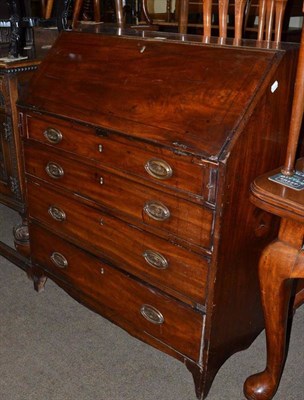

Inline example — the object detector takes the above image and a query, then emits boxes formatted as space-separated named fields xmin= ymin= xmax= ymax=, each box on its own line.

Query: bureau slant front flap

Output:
xmin=18 ymin=31 xmax=282 ymax=160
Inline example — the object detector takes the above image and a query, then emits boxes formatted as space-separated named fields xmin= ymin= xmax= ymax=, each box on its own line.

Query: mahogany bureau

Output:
xmin=17 ymin=28 xmax=299 ymax=399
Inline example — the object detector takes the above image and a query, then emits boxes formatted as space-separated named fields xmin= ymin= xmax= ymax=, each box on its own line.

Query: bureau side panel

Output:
xmin=200 ymin=48 xmax=298 ymax=394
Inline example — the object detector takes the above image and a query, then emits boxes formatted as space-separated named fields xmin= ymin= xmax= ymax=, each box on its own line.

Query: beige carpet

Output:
xmin=0 ymin=204 xmax=303 ymax=400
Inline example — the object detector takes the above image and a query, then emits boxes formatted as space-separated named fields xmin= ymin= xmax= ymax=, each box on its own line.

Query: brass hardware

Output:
xmin=143 ymin=200 xmax=170 ymax=221
xmin=48 ymin=205 xmax=66 ymax=221
xmin=43 ymin=127 xmax=63 ymax=144
xmin=140 ymin=304 xmax=164 ymax=325
xmin=13 ymin=223 xmax=29 ymax=244
xmin=98 ymin=144 xmax=103 ymax=152
xmin=142 ymin=249 xmax=168 ymax=269
xmin=45 ymin=162 xmax=64 ymax=179
xmin=50 ymin=252 xmax=68 ymax=268
xmin=145 ymin=158 xmax=173 ymax=180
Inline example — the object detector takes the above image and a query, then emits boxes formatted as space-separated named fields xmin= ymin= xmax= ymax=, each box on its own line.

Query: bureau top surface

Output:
xmin=19 ymin=29 xmax=287 ymax=159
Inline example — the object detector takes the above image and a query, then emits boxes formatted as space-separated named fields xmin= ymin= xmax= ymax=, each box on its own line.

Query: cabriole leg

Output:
xmin=244 ymin=219 xmax=304 ymax=400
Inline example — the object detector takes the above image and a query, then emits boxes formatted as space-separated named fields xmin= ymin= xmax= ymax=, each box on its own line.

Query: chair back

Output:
xmin=178 ymin=0 xmax=288 ymax=42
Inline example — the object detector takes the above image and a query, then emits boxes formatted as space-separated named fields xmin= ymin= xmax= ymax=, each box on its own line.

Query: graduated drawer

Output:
xmin=27 ymin=180 xmax=209 ymax=305
xmin=24 ymin=142 xmax=213 ymax=249
xmin=24 ymin=113 xmax=215 ymax=200
xmin=29 ymin=222 xmax=204 ymax=361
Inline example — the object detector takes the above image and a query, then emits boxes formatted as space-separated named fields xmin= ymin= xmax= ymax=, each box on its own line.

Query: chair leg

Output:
xmin=72 ymin=0 xmax=84 ymax=28
xmin=244 ymin=238 xmax=302 ymax=400
xmin=45 ymin=0 xmax=54 ymax=18
xmin=93 ymin=0 xmax=101 ymax=22
xmin=114 ymin=0 xmax=124 ymax=27
xmin=178 ymin=0 xmax=189 ymax=34
xmin=41 ymin=0 xmax=47 ymax=17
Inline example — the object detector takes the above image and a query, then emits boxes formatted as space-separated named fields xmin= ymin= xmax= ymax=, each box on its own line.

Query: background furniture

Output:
xmin=17 ymin=26 xmax=298 ymax=399
xmin=178 ymin=0 xmax=288 ymax=37
xmin=71 ymin=0 xmax=124 ymax=27
xmin=0 ymin=55 xmax=40 ymax=267
xmin=0 ymin=0 xmax=59 ymax=268
xmin=244 ymin=162 xmax=304 ymax=400
xmin=141 ymin=0 xmax=303 ymax=40
xmin=244 ymin=7 xmax=304 ymax=400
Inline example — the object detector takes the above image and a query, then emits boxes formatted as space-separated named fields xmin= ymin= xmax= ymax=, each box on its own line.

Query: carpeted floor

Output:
xmin=0 ymin=204 xmax=303 ymax=400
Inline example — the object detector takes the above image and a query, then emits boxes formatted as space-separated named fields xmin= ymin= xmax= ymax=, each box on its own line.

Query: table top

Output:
xmin=251 ymin=159 xmax=304 ymax=223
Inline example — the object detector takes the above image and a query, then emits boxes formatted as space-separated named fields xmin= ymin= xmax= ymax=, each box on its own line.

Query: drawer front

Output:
xmin=24 ymin=143 xmax=213 ymax=248
xmin=25 ymin=113 xmax=213 ymax=198
xmin=27 ymin=180 xmax=209 ymax=304
xmin=30 ymin=222 xmax=204 ymax=361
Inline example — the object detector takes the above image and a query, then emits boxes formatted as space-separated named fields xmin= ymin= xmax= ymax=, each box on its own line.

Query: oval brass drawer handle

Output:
xmin=48 ymin=205 xmax=66 ymax=221
xmin=142 ymin=249 xmax=168 ymax=269
xmin=50 ymin=252 xmax=68 ymax=269
xmin=143 ymin=200 xmax=170 ymax=221
xmin=145 ymin=158 xmax=173 ymax=179
xmin=45 ymin=162 xmax=64 ymax=179
xmin=144 ymin=158 xmax=173 ymax=180
xmin=140 ymin=304 xmax=164 ymax=325
xmin=43 ymin=127 xmax=63 ymax=144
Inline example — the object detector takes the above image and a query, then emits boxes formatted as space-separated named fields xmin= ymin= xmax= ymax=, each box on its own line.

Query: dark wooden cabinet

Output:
xmin=17 ymin=28 xmax=299 ymax=399
xmin=0 ymin=57 xmax=41 ymax=263
xmin=0 ymin=58 xmax=39 ymax=211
